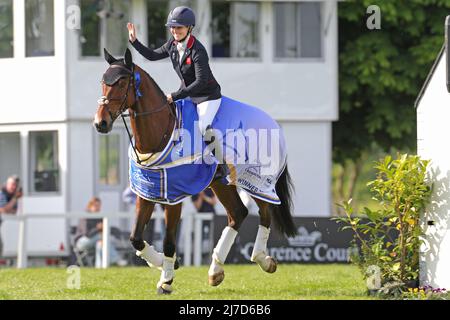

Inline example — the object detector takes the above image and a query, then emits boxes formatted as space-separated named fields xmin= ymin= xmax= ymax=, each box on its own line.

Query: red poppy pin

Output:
xmin=186 ymin=57 xmax=192 ymax=65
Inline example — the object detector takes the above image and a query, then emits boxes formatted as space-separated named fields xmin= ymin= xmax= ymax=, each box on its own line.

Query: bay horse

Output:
xmin=94 ymin=48 xmax=297 ymax=294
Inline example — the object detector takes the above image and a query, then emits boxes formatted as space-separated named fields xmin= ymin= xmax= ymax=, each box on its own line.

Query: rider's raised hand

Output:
xmin=127 ymin=22 xmax=137 ymax=43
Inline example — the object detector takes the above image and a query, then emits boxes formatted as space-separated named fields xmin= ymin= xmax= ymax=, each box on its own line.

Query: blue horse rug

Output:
xmin=129 ymin=96 xmax=287 ymax=205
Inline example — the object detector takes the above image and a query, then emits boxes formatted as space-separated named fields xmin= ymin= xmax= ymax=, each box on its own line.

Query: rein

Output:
xmin=99 ymin=64 xmax=176 ymax=165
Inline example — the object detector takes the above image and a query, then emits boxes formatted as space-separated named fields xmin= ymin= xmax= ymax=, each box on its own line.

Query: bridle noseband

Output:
xmin=98 ymin=64 xmax=176 ymax=164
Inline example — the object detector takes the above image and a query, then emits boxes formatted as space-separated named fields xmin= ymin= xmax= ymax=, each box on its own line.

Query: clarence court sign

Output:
xmin=213 ymin=216 xmax=357 ymax=264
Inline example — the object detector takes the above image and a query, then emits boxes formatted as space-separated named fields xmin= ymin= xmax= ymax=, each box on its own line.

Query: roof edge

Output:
xmin=414 ymin=43 xmax=446 ymax=109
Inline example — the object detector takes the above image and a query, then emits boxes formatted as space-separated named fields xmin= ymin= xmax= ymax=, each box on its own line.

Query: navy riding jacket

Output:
xmin=130 ymin=36 xmax=222 ymax=104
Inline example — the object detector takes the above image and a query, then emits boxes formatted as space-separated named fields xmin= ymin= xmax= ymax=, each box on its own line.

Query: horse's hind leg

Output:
xmin=208 ymin=180 xmax=248 ymax=286
xmin=251 ymin=198 xmax=277 ymax=273
xmin=130 ymin=197 xmax=163 ymax=269
xmin=157 ymin=203 xmax=182 ymax=295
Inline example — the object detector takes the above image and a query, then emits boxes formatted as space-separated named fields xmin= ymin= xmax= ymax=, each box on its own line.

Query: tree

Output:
xmin=333 ymin=0 xmax=450 ymax=212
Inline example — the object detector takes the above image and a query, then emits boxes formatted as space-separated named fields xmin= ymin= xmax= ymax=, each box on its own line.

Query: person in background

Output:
xmin=191 ymin=188 xmax=217 ymax=262
xmin=75 ymin=197 xmax=126 ymax=267
xmin=75 ymin=197 xmax=103 ymax=243
xmin=192 ymin=188 xmax=217 ymax=214
xmin=0 ymin=175 xmax=22 ymax=257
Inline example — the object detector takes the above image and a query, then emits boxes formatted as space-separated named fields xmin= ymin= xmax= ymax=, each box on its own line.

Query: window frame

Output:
xmin=28 ymin=130 xmax=60 ymax=195
xmin=25 ymin=0 xmax=55 ymax=58
xmin=79 ymin=0 xmax=131 ymax=59
xmin=272 ymin=1 xmax=324 ymax=63
xmin=94 ymin=127 xmax=129 ymax=194
xmin=210 ymin=0 xmax=263 ymax=62
xmin=0 ymin=0 xmax=14 ymax=59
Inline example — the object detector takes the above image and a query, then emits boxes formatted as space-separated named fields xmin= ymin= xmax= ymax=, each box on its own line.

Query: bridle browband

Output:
xmin=99 ymin=64 xmax=176 ymax=165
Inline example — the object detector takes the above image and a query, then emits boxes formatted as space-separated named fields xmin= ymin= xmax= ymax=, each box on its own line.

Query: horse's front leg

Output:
xmin=157 ymin=203 xmax=182 ymax=295
xmin=130 ymin=197 xmax=163 ymax=269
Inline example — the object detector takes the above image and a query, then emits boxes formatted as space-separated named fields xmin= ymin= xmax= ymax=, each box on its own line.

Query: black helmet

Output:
xmin=165 ymin=6 xmax=195 ymax=27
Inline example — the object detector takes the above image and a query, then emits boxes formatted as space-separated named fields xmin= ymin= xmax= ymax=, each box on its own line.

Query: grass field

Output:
xmin=0 ymin=264 xmax=376 ymax=300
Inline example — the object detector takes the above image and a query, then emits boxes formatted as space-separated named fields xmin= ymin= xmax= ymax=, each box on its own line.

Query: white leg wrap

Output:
xmin=213 ymin=226 xmax=238 ymax=264
xmin=208 ymin=226 xmax=237 ymax=276
xmin=136 ymin=241 xmax=163 ymax=268
xmin=251 ymin=225 xmax=270 ymax=262
xmin=208 ymin=227 xmax=237 ymax=275
xmin=157 ymin=255 xmax=175 ymax=288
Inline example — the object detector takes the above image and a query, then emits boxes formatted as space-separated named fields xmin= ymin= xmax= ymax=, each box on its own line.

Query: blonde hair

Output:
xmin=86 ymin=197 xmax=101 ymax=212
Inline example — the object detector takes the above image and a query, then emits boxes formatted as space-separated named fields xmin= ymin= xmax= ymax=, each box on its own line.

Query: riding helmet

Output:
xmin=165 ymin=6 xmax=195 ymax=27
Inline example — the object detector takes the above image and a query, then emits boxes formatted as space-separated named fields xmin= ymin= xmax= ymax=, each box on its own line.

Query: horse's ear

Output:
xmin=124 ymin=48 xmax=133 ymax=69
xmin=104 ymin=48 xmax=117 ymax=65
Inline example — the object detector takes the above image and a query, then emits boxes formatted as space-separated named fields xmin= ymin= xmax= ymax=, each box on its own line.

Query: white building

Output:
xmin=0 ymin=0 xmax=338 ymax=257
xmin=416 ymin=36 xmax=450 ymax=287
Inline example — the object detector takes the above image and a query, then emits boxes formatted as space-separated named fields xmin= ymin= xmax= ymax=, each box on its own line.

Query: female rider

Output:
xmin=127 ymin=6 xmax=222 ymax=137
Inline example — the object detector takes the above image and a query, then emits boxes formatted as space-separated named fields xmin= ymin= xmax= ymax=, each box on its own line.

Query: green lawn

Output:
xmin=0 ymin=264 xmax=375 ymax=300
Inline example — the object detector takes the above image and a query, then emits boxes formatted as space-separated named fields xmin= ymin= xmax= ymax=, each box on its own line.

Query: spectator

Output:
xmin=74 ymin=197 xmax=126 ymax=267
xmin=0 ymin=175 xmax=22 ymax=257
xmin=191 ymin=188 xmax=217 ymax=263
xmin=75 ymin=197 xmax=102 ymax=241
xmin=192 ymin=188 xmax=217 ymax=214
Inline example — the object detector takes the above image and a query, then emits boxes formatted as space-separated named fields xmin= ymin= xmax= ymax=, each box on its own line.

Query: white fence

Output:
xmin=1 ymin=211 xmax=214 ymax=269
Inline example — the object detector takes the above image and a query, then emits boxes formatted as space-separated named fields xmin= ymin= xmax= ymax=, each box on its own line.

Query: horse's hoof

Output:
xmin=208 ymin=271 xmax=225 ymax=287
xmin=174 ymin=257 xmax=180 ymax=270
xmin=157 ymin=283 xmax=173 ymax=295
xmin=257 ymin=256 xmax=277 ymax=273
xmin=265 ymin=256 xmax=277 ymax=273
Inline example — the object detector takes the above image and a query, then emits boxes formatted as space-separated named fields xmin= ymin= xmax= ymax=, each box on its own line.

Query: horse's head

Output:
xmin=94 ymin=48 xmax=137 ymax=134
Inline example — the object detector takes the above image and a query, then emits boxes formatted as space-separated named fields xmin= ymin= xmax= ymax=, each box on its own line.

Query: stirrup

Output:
xmin=203 ymin=125 xmax=215 ymax=144
xmin=213 ymin=164 xmax=228 ymax=182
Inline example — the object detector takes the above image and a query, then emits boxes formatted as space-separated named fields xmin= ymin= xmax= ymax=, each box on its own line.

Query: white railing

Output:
xmin=1 ymin=211 xmax=214 ymax=269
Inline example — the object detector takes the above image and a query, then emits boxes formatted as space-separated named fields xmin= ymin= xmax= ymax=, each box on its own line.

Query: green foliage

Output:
xmin=334 ymin=0 xmax=450 ymax=164
xmin=334 ymin=154 xmax=432 ymax=296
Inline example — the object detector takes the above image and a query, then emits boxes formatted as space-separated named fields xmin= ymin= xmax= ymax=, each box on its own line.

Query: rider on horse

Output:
xmin=127 ymin=6 xmax=222 ymax=138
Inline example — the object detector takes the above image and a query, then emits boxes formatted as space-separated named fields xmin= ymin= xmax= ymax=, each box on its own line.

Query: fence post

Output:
xmin=17 ymin=216 xmax=27 ymax=269
xmin=102 ymin=217 xmax=110 ymax=268
xmin=183 ymin=211 xmax=193 ymax=266
xmin=194 ymin=216 xmax=202 ymax=266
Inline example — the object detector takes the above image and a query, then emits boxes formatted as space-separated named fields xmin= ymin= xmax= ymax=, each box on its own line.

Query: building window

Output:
xmin=0 ymin=133 xmax=21 ymax=187
xmin=29 ymin=131 xmax=59 ymax=193
xmin=274 ymin=2 xmax=322 ymax=59
xmin=99 ymin=134 xmax=120 ymax=186
xmin=146 ymin=0 xmax=194 ymax=50
xmin=80 ymin=0 xmax=100 ymax=56
xmin=80 ymin=0 xmax=130 ymax=57
xmin=0 ymin=0 xmax=13 ymax=58
xmin=25 ymin=0 xmax=55 ymax=57
xmin=211 ymin=1 xmax=260 ymax=58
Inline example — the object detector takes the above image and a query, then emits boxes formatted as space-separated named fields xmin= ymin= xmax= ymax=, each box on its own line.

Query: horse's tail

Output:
xmin=271 ymin=164 xmax=298 ymax=238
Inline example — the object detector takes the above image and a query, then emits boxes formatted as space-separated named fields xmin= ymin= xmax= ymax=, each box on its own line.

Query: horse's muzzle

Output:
xmin=94 ymin=120 xmax=110 ymax=134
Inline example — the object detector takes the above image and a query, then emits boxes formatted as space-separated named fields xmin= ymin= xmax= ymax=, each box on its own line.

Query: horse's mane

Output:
xmin=135 ymin=64 xmax=167 ymax=102
xmin=110 ymin=60 xmax=166 ymax=102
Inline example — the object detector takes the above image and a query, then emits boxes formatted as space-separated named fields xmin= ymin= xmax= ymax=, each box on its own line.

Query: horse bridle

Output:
xmin=99 ymin=64 xmax=176 ymax=165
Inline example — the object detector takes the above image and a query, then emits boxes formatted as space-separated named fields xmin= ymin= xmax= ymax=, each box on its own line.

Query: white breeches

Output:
xmin=197 ymin=98 xmax=222 ymax=135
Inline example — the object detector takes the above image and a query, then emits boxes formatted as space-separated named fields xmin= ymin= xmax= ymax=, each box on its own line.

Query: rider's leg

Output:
xmin=197 ymin=98 xmax=222 ymax=136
